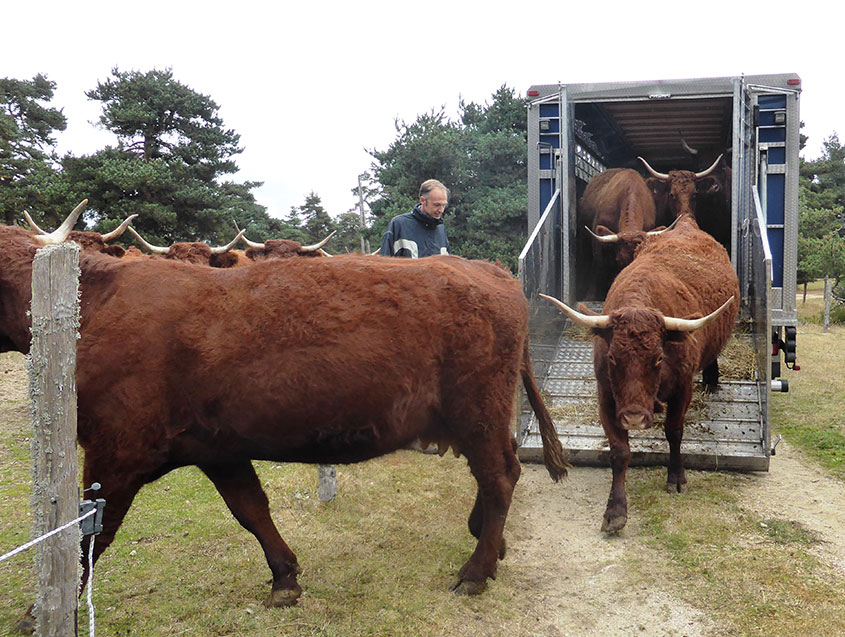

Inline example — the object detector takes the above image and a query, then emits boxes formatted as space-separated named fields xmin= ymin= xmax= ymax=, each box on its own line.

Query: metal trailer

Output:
xmin=518 ymin=74 xmax=801 ymax=471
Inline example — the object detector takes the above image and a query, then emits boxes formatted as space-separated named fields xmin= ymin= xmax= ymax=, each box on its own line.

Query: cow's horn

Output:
xmin=300 ymin=230 xmax=337 ymax=253
xmin=694 ymin=154 xmax=723 ymax=178
xmin=585 ymin=225 xmax=620 ymax=244
xmin=127 ymin=226 xmax=170 ymax=254
xmin=646 ymin=216 xmax=680 ymax=237
xmin=638 ymin=157 xmax=669 ymax=180
xmin=101 ymin=215 xmax=139 ymax=242
xmin=239 ymin=233 xmax=265 ymax=249
xmin=35 ymin=200 xmax=87 ymax=245
xmin=23 ymin=211 xmax=47 ymax=234
xmin=210 ymin=229 xmax=246 ymax=254
xmin=539 ymin=293 xmax=611 ymax=329
xmin=663 ymin=296 xmax=735 ymax=332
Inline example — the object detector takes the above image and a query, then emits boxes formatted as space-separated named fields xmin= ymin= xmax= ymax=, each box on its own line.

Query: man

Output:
xmin=379 ymin=179 xmax=450 ymax=257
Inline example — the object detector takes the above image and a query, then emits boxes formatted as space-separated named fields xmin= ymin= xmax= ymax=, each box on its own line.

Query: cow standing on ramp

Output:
xmin=577 ymin=168 xmax=661 ymax=299
xmin=1 ymin=203 xmax=568 ymax=615
xmin=541 ymin=213 xmax=739 ymax=533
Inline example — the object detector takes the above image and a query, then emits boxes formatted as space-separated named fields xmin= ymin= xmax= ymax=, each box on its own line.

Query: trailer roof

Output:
xmin=528 ymin=74 xmax=801 ymax=170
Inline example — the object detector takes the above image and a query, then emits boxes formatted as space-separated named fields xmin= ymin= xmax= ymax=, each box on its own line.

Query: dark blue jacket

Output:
xmin=379 ymin=205 xmax=449 ymax=258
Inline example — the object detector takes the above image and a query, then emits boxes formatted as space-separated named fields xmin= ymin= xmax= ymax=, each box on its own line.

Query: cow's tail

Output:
xmin=521 ymin=340 xmax=570 ymax=482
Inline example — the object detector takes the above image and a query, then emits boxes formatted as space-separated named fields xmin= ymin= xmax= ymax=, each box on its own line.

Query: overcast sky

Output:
xmin=6 ymin=1 xmax=840 ymax=220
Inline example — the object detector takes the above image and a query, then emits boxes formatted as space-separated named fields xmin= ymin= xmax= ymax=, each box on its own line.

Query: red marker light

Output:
xmin=527 ymin=90 xmax=540 ymax=97
xmin=787 ymin=78 xmax=801 ymax=86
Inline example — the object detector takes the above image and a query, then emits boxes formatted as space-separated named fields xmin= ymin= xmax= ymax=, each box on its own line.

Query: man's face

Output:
xmin=420 ymin=188 xmax=448 ymax=220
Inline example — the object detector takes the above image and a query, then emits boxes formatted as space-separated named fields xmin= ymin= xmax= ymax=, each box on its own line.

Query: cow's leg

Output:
xmin=702 ymin=359 xmax=719 ymax=392
xmin=598 ymin=387 xmax=629 ymax=533
xmin=200 ymin=461 xmax=301 ymax=607
xmin=664 ymin=384 xmax=693 ymax=493
xmin=451 ymin=430 xmax=520 ymax=596
xmin=602 ymin=430 xmax=631 ymax=533
xmin=467 ymin=437 xmax=519 ymax=561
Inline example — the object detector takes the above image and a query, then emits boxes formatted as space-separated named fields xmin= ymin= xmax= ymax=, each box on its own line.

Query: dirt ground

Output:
xmin=500 ymin=441 xmax=845 ymax=637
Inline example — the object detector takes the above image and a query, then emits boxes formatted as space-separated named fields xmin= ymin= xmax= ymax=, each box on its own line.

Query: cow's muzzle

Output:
xmin=619 ymin=409 xmax=653 ymax=431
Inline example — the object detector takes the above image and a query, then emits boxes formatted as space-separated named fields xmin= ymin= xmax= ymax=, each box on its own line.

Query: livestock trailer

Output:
xmin=518 ymin=74 xmax=801 ymax=471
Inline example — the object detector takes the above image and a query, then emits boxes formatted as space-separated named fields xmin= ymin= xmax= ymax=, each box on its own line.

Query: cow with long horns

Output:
xmin=577 ymin=168 xmax=665 ymax=300
xmin=542 ymin=212 xmax=739 ymax=533
xmin=639 ymin=154 xmax=731 ymax=250
xmin=4 ymin=201 xmax=568 ymax=619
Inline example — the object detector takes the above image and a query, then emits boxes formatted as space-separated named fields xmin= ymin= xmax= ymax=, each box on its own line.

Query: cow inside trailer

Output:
xmin=519 ymin=75 xmax=801 ymax=471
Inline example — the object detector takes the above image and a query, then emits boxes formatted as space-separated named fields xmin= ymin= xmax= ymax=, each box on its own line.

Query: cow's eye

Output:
xmin=655 ymin=355 xmax=663 ymax=367
xmin=608 ymin=353 xmax=617 ymax=366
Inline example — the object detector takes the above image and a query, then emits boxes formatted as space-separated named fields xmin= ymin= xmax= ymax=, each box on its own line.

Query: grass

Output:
xmin=621 ymin=279 xmax=845 ymax=636
xmin=772 ymin=280 xmax=845 ymax=478
xmin=2 ymin=280 xmax=845 ymax=635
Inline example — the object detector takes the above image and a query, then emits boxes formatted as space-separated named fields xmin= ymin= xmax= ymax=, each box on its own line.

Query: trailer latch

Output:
xmin=771 ymin=434 xmax=783 ymax=456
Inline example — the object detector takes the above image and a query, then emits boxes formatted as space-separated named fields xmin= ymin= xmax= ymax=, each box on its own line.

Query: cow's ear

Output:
xmin=594 ymin=225 xmax=614 ymax=237
xmin=577 ymin=302 xmax=598 ymax=315
xmin=646 ymin=178 xmax=668 ymax=196
xmin=696 ymin=176 xmax=719 ymax=194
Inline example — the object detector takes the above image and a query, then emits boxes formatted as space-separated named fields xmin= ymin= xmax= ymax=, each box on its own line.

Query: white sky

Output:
xmin=5 ymin=1 xmax=840 ymax=219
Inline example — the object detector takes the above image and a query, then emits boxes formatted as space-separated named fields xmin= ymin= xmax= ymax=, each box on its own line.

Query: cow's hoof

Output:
xmin=665 ymin=481 xmax=688 ymax=494
xmin=450 ymin=578 xmax=488 ymax=596
xmin=601 ymin=514 xmax=627 ymax=534
xmin=498 ymin=537 xmax=507 ymax=560
xmin=263 ymin=585 xmax=302 ymax=608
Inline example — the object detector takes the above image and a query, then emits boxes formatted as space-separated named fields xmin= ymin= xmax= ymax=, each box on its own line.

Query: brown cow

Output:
xmin=23 ymin=210 xmax=137 ymax=257
xmin=541 ymin=212 xmax=739 ymax=533
xmin=639 ymin=154 xmax=731 ymax=250
xmin=577 ymin=168 xmax=661 ymax=300
xmin=2 ymin=202 xmax=568 ymax=615
xmin=127 ymin=226 xmax=247 ymax=267
xmin=239 ymin=230 xmax=335 ymax=261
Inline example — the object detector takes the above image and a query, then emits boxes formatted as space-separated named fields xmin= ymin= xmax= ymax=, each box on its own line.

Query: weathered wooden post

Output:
xmin=318 ymin=464 xmax=337 ymax=502
xmin=29 ymin=242 xmax=81 ymax=636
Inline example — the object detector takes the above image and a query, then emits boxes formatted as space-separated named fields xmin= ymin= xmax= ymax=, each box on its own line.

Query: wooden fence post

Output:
xmin=29 ymin=242 xmax=81 ymax=636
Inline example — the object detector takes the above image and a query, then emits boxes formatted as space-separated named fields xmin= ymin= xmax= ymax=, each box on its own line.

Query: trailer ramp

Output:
xmin=518 ymin=317 xmax=769 ymax=472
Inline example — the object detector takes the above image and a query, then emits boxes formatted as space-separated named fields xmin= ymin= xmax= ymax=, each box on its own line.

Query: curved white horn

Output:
xmin=318 ymin=248 xmax=333 ymax=257
xmin=645 ymin=216 xmax=681 ymax=237
xmin=663 ymin=296 xmax=735 ymax=332
xmin=300 ymin=230 xmax=337 ymax=253
xmin=35 ymin=200 xmax=87 ymax=245
xmin=127 ymin=226 xmax=170 ymax=254
xmin=23 ymin=211 xmax=48 ymax=234
xmin=101 ymin=214 xmax=139 ymax=242
xmin=210 ymin=229 xmax=246 ymax=254
xmin=638 ymin=157 xmax=669 ymax=180
xmin=239 ymin=233 xmax=264 ymax=249
xmin=539 ymin=293 xmax=611 ymax=329
xmin=585 ymin=225 xmax=620 ymax=244
xmin=694 ymin=154 xmax=723 ymax=178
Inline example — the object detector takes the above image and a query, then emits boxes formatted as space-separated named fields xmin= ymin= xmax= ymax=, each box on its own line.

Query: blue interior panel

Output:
xmin=768 ymin=228 xmax=784 ymax=288
xmin=766 ymin=175 xmax=785 ymax=224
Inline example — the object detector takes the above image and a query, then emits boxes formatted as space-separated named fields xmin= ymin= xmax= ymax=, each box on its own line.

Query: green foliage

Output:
xmin=50 ymin=68 xmax=261 ymax=245
xmin=369 ymin=85 xmax=529 ymax=271
xmin=0 ymin=74 xmax=68 ymax=225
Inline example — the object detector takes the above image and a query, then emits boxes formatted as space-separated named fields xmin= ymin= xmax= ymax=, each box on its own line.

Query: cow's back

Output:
xmin=605 ymin=217 xmax=739 ymax=367
xmin=579 ymin=168 xmax=657 ymax=232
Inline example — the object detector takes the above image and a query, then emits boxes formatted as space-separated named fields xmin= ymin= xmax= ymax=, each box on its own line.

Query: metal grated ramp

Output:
xmin=518 ymin=323 xmax=769 ymax=471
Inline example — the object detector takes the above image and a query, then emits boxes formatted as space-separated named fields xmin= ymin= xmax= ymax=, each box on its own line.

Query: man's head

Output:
xmin=419 ymin=179 xmax=449 ymax=220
